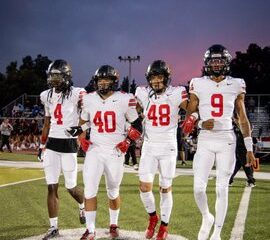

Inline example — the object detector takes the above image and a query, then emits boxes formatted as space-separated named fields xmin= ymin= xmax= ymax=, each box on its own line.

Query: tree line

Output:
xmin=0 ymin=43 xmax=269 ymax=110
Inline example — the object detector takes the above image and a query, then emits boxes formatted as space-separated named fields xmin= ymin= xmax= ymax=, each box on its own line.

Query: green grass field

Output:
xmin=0 ymin=165 xmax=270 ymax=240
xmin=0 ymin=152 xmax=269 ymax=239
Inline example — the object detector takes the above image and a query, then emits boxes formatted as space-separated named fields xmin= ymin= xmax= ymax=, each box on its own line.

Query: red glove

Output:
xmin=181 ymin=113 xmax=198 ymax=134
xmin=128 ymin=127 xmax=141 ymax=140
xmin=80 ymin=138 xmax=92 ymax=152
xmin=116 ymin=138 xmax=131 ymax=153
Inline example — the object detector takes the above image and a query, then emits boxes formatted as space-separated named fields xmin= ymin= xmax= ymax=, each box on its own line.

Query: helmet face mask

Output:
xmin=47 ymin=60 xmax=72 ymax=92
xmin=92 ymin=65 xmax=119 ymax=95
xmin=146 ymin=60 xmax=171 ymax=93
xmin=96 ymin=78 xmax=115 ymax=95
xmin=149 ymin=74 xmax=166 ymax=94
xmin=204 ymin=44 xmax=232 ymax=77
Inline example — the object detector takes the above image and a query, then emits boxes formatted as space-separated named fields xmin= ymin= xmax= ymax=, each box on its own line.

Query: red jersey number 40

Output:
xmin=93 ymin=111 xmax=116 ymax=133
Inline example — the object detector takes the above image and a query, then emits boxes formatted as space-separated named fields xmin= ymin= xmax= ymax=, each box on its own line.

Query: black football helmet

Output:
xmin=204 ymin=44 xmax=232 ymax=77
xmin=145 ymin=60 xmax=171 ymax=93
xmin=47 ymin=59 xmax=73 ymax=91
xmin=92 ymin=65 xmax=119 ymax=95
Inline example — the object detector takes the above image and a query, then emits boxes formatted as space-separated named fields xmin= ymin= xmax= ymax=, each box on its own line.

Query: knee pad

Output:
xmin=64 ymin=179 xmax=76 ymax=190
xmin=107 ymin=187 xmax=120 ymax=200
xmin=159 ymin=177 xmax=172 ymax=189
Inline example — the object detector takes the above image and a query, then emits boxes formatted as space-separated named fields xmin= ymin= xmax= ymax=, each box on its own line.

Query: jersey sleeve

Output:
xmin=135 ymin=86 xmax=145 ymax=108
xmin=40 ymin=91 xmax=50 ymax=117
xmin=189 ymin=78 xmax=199 ymax=97
xmin=174 ymin=86 xmax=188 ymax=106
xmin=80 ymin=94 xmax=90 ymax=121
xmin=237 ymin=78 xmax=246 ymax=95
xmin=125 ymin=94 xmax=139 ymax=123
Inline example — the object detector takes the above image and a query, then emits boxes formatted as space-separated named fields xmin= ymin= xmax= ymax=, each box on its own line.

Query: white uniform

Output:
xmin=190 ymin=76 xmax=246 ymax=228
xmin=81 ymin=91 xmax=138 ymax=199
xmin=40 ymin=87 xmax=85 ymax=189
xmin=135 ymin=85 xmax=187 ymax=187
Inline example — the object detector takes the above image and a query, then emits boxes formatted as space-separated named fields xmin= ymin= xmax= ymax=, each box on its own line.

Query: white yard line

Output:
xmin=0 ymin=177 xmax=45 ymax=188
xmin=20 ymin=228 xmax=188 ymax=240
xmin=230 ymin=187 xmax=252 ymax=240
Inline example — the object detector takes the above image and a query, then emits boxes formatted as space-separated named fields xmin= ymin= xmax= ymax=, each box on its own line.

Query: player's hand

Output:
xmin=37 ymin=144 xmax=45 ymax=162
xmin=116 ymin=138 xmax=131 ymax=154
xmin=202 ymin=119 xmax=215 ymax=130
xmin=79 ymin=138 xmax=92 ymax=152
xmin=245 ymin=151 xmax=256 ymax=167
xmin=65 ymin=126 xmax=83 ymax=137
xmin=181 ymin=114 xmax=197 ymax=134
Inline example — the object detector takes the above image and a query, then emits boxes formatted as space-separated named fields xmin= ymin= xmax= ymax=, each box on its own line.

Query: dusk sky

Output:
xmin=0 ymin=0 xmax=269 ymax=87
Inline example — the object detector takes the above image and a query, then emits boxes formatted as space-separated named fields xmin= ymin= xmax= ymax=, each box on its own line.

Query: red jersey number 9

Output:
xmin=211 ymin=94 xmax=223 ymax=117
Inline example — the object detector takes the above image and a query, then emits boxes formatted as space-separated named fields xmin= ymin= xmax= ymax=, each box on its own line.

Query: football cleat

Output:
xmin=42 ymin=227 xmax=59 ymax=240
xmin=109 ymin=224 xmax=119 ymax=238
xmin=79 ymin=208 xmax=86 ymax=224
xmin=145 ymin=214 xmax=159 ymax=239
xmin=198 ymin=214 xmax=214 ymax=240
xmin=80 ymin=229 xmax=96 ymax=240
xmin=156 ymin=225 xmax=168 ymax=240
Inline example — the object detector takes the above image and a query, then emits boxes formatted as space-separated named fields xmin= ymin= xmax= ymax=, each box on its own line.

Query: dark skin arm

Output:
xmin=235 ymin=93 xmax=256 ymax=165
xmin=41 ymin=116 xmax=51 ymax=143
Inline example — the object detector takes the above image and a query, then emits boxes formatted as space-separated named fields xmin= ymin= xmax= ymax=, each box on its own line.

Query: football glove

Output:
xmin=66 ymin=126 xmax=83 ymax=137
xmin=37 ymin=144 xmax=45 ymax=162
xmin=181 ymin=112 xmax=198 ymax=134
xmin=116 ymin=138 xmax=131 ymax=154
xmin=128 ymin=127 xmax=141 ymax=140
xmin=80 ymin=138 xmax=92 ymax=152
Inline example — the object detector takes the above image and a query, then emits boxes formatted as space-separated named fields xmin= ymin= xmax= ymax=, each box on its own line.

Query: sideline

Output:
xmin=229 ymin=186 xmax=252 ymax=240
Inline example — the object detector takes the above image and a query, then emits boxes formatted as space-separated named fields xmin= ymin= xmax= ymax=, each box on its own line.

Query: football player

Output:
xmin=184 ymin=45 xmax=256 ymax=240
xmin=135 ymin=60 xmax=188 ymax=240
xmin=71 ymin=65 xmax=142 ymax=240
xmin=39 ymin=60 xmax=86 ymax=239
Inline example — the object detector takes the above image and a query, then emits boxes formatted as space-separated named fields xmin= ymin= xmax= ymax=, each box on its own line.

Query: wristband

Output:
xmin=198 ymin=120 xmax=203 ymax=129
xmin=39 ymin=143 xmax=46 ymax=148
xmin=81 ymin=122 xmax=90 ymax=131
xmin=244 ymin=137 xmax=253 ymax=151
xmin=191 ymin=112 xmax=199 ymax=120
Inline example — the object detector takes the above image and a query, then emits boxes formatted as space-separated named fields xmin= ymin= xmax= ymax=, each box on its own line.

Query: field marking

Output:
xmin=0 ymin=177 xmax=45 ymax=188
xmin=20 ymin=227 xmax=188 ymax=240
xmin=229 ymin=186 xmax=252 ymax=240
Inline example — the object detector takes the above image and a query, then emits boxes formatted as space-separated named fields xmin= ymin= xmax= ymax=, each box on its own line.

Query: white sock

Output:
xmin=210 ymin=225 xmax=222 ymax=240
xmin=85 ymin=211 xmax=96 ymax=233
xmin=198 ymin=213 xmax=214 ymax=240
xmin=49 ymin=217 xmax=58 ymax=228
xmin=109 ymin=208 xmax=120 ymax=225
xmin=140 ymin=191 xmax=156 ymax=214
xmin=79 ymin=203 xmax=85 ymax=210
xmin=160 ymin=191 xmax=173 ymax=224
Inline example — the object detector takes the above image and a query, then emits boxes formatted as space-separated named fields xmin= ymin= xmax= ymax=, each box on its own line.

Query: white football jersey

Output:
xmin=40 ymin=87 xmax=85 ymax=138
xmin=189 ymin=76 xmax=246 ymax=130
xmin=135 ymin=85 xmax=188 ymax=143
xmin=81 ymin=91 xmax=138 ymax=148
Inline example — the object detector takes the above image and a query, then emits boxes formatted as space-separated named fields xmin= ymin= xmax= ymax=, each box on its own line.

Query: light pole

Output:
xmin=118 ymin=55 xmax=140 ymax=82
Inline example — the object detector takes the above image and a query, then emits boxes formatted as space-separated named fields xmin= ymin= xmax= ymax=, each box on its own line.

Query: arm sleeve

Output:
xmin=80 ymin=95 xmax=90 ymax=121
xmin=125 ymin=94 xmax=139 ymax=123
xmin=189 ymin=78 xmax=199 ymax=97
xmin=238 ymin=78 xmax=246 ymax=95
xmin=40 ymin=91 xmax=51 ymax=117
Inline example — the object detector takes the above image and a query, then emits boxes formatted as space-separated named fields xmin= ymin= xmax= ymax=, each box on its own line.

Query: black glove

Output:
xmin=65 ymin=126 xmax=83 ymax=137
xmin=37 ymin=144 xmax=45 ymax=162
